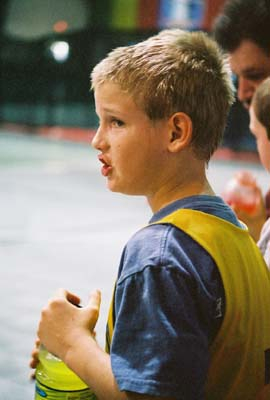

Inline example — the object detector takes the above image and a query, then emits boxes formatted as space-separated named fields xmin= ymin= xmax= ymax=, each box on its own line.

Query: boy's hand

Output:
xmin=29 ymin=337 xmax=40 ymax=379
xmin=36 ymin=288 xmax=101 ymax=364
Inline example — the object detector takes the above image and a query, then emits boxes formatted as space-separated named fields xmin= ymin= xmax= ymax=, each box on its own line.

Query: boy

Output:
xmin=249 ymin=77 xmax=270 ymax=267
xmin=31 ymin=29 xmax=270 ymax=399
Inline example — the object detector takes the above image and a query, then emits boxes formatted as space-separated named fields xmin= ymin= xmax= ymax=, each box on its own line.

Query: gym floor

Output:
xmin=0 ymin=129 xmax=268 ymax=399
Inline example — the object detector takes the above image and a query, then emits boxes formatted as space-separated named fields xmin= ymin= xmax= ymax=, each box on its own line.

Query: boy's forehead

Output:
xmin=95 ymin=81 xmax=126 ymax=99
xmin=94 ymin=81 xmax=140 ymax=114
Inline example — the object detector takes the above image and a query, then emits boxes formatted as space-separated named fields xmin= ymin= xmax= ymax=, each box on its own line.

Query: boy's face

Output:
xmin=229 ymin=40 xmax=270 ymax=109
xmin=249 ymin=106 xmax=270 ymax=172
xmin=92 ymin=82 xmax=170 ymax=196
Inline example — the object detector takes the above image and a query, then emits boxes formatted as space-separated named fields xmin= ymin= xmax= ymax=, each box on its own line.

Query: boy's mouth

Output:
xmin=98 ymin=154 xmax=112 ymax=177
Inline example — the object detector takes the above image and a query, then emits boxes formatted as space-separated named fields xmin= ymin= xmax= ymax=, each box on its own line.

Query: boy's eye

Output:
xmin=111 ymin=118 xmax=124 ymax=128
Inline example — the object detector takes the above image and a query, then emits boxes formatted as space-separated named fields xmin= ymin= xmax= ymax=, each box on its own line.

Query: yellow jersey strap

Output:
xmin=106 ymin=208 xmax=270 ymax=399
xmin=154 ymin=208 xmax=270 ymax=399
xmin=106 ymin=284 xmax=115 ymax=353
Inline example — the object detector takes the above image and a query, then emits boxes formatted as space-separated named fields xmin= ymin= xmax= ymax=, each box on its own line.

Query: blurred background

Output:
xmin=0 ymin=0 xmax=254 ymax=151
xmin=0 ymin=1 xmax=267 ymax=399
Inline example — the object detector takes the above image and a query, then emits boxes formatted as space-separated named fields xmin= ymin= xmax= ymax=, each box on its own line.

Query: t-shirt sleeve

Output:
xmin=111 ymin=263 xmax=210 ymax=399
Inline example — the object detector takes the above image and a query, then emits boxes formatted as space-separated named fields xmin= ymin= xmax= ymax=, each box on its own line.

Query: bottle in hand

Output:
xmin=222 ymin=170 xmax=261 ymax=215
xmin=35 ymin=344 xmax=97 ymax=399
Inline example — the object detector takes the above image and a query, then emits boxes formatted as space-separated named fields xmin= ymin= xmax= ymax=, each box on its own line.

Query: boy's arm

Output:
xmin=65 ymin=334 xmax=175 ymax=400
xmin=34 ymin=289 xmax=176 ymax=400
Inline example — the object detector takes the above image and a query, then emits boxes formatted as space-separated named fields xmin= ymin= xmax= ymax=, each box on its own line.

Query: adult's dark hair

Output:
xmin=213 ymin=0 xmax=270 ymax=55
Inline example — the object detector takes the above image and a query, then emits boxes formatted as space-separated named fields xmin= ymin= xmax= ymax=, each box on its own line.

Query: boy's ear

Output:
xmin=167 ymin=112 xmax=192 ymax=153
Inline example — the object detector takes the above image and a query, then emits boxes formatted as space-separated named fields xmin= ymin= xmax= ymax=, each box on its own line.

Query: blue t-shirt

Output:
xmin=110 ymin=195 xmax=243 ymax=399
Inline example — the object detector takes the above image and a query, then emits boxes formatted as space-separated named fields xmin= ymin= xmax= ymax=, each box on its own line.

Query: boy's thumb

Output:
xmin=87 ymin=290 xmax=101 ymax=313
xmin=85 ymin=290 xmax=101 ymax=331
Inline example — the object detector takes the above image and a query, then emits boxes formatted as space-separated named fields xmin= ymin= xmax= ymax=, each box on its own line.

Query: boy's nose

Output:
xmin=91 ymin=126 xmax=107 ymax=150
xmin=91 ymin=129 xmax=99 ymax=149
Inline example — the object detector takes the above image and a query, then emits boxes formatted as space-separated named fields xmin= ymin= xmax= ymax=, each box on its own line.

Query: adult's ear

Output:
xmin=167 ymin=112 xmax=192 ymax=153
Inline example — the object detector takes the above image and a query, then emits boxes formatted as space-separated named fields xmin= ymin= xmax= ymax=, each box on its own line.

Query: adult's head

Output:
xmin=213 ymin=0 xmax=270 ymax=109
xmin=91 ymin=29 xmax=234 ymax=162
xmin=250 ymin=78 xmax=270 ymax=171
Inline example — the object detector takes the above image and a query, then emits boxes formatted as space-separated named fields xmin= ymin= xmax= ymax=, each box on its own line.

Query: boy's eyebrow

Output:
xmin=98 ymin=106 xmax=126 ymax=117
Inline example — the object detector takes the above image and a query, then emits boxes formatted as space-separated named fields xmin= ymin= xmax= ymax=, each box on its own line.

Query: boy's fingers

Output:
xmin=29 ymin=357 xmax=39 ymax=369
xmin=29 ymin=370 xmax=36 ymax=380
xmin=86 ymin=290 xmax=101 ymax=317
xmin=55 ymin=288 xmax=81 ymax=306
xmin=29 ymin=345 xmax=39 ymax=364
xmin=29 ymin=337 xmax=40 ymax=369
xmin=88 ymin=290 xmax=101 ymax=307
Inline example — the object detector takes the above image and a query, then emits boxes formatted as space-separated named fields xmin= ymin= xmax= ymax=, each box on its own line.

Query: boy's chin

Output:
xmin=107 ymin=182 xmax=143 ymax=196
xmin=106 ymin=181 xmax=123 ymax=193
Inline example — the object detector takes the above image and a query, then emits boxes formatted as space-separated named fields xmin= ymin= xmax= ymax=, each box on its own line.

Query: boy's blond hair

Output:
xmin=252 ymin=77 xmax=270 ymax=139
xmin=91 ymin=29 xmax=234 ymax=161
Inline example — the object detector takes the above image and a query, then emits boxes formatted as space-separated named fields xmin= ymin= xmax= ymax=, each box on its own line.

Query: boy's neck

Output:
xmin=147 ymin=178 xmax=215 ymax=213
